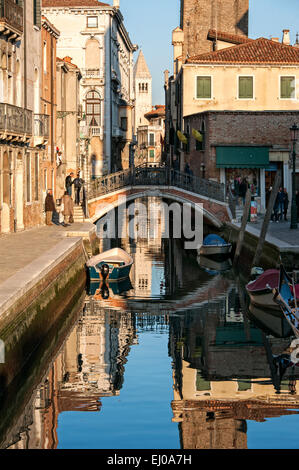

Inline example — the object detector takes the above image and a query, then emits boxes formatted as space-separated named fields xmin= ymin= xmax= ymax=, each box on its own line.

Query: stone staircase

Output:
xmin=73 ymin=205 xmax=85 ymax=223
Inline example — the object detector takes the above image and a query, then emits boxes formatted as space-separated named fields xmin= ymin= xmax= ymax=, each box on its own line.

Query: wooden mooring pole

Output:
xmin=251 ymin=169 xmax=281 ymax=270
xmin=233 ymin=189 xmax=252 ymax=267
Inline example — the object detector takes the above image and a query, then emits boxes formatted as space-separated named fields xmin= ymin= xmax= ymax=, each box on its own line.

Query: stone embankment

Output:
xmin=0 ymin=223 xmax=98 ymax=390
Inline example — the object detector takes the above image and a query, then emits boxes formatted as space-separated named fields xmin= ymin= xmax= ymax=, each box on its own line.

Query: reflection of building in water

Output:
xmin=7 ymin=304 xmax=136 ymax=449
xmin=169 ymin=286 xmax=299 ymax=449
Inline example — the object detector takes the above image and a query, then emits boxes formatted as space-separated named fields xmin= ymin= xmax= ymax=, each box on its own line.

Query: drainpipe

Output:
xmin=50 ymin=34 xmax=54 ymax=166
xmin=110 ymin=13 xmax=113 ymax=174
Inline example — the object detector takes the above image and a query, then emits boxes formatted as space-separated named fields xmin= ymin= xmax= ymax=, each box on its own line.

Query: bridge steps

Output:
xmin=73 ymin=205 xmax=85 ymax=223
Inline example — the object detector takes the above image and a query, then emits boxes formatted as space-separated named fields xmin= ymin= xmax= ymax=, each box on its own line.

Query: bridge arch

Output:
xmin=89 ymin=188 xmax=225 ymax=228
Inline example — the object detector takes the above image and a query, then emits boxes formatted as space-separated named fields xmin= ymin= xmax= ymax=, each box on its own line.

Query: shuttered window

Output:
xmin=280 ymin=76 xmax=295 ymax=99
xmin=239 ymin=76 xmax=253 ymax=99
xmin=33 ymin=0 xmax=41 ymax=28
xmin=149 ymin=150 xmax=155 ymax=159
xmin=196 ymin=76 xmax=211 ymax=99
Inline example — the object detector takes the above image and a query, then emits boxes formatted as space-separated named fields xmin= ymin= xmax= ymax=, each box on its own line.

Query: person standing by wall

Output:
xmin=45 ymin=189 xmax=56 ymax=226
xmin=73 ymin=172 xmax=84 ymax=206
xmin=283 ymin=188 xmax=289 ymax=222
xmin=65 ymin=172 xmax=74 ymax=197
xmin=61 ymin=191 xmax=74 ymax=226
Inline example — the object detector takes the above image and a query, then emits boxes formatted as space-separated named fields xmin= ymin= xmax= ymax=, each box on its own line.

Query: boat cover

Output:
xmin=203 ymin=234 xmax=228 ymax=246
xmin=246 ymin=269 xmax=279 ymax=292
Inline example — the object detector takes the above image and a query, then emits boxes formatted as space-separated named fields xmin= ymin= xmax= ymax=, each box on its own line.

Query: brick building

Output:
xmin=41 ymin=16 xmax=59 ymax=208
xmin=0 ymin=0 xmax=50 ymax=233
xmin=180 ymin=0 xmax=249 ymax=59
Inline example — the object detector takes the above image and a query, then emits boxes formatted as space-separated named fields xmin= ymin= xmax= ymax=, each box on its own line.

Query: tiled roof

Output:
xmin=42 ymin=0 xmax=109 ymax=8
xmin=145 ymin=105 xmax=165 ymax=119
xmin=207 ymin=29 xmax=252 ymax=45
xmin=187 ymin=37 xmax=299 ymax=65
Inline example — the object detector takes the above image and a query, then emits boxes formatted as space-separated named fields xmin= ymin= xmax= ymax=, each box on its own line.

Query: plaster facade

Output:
xmin=42 ymin=1 xmax=136 ymax=177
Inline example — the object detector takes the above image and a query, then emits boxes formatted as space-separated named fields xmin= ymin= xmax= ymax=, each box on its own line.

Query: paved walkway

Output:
xmin=0 ymin=223 xmax=95 ymax=285
xmin=247 ymin=215 xmax=299 ymax=248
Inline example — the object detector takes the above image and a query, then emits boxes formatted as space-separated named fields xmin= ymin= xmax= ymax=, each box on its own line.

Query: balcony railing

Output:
xmin=34 ymin=114 xmax=50 ymax=138
xmin=82 ymin=68 xmax=104 ymax=79
xmin=0 ymin=0 xmax=23 ymax=37
xmin=0 ymin=103 xmax=32 ymax=136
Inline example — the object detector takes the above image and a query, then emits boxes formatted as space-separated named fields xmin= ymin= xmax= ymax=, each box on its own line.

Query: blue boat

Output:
xmin=274 ymin=265 xmax=299 ymax=338
xmin=86 ymin=248 xmax=133 ymax=282
xmin=199 ymin=234 xmax=232 ymax=257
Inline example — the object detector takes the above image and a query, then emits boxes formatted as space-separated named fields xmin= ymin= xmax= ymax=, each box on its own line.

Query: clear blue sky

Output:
xmin=116 ymin=0 xmax=299 ymax=104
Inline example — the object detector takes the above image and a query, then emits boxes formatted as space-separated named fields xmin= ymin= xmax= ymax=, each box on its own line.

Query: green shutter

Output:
xmin=149 ymin=150 xmax=155 ymax=158
xmin=239 ymin=77 xmax=253 ymax=99
xmin=197 ymin=77 xmax=211 ymax=99
xmin=281 ymin=77 xmax=295 ymax=99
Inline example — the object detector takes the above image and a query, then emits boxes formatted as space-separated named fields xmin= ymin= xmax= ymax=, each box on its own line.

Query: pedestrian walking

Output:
xmin=45 ymin=189 xmax=55 ymax=226
xmin=277 ymin=187 xmax=285 ymax=221
xmin=239 ymin=178 xmax=248 ymax=205
xmin=65 ymin=172 xmax=74 ymax=197
xmin=73 ymin=172 xmax=84 ymax=205
xmin=273 ymin=193 xmax=280 ymax=222
xmin=283 ymin=188 xmax=289 ymax=221
xmin=61 ymin=191 xmax=74 ymax=226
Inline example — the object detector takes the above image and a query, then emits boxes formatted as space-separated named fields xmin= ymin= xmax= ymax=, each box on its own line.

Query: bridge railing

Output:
xmin=86 ymin=164 xmax=226 ymax=204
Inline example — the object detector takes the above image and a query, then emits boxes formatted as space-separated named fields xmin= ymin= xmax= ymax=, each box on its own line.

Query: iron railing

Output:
xmin=86 ymin=163 xmax=226 ymax=204
xmin=34 ymin=114 xmax=50 ymax=137
xmin=0 ymin=0 xmax=23 ymax=34
xmin=0 ymin=102 xmax=32 ymax=135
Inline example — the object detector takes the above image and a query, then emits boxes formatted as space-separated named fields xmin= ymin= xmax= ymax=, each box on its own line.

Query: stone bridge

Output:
xmin=85 ymin=164 xmax=233 ymax=228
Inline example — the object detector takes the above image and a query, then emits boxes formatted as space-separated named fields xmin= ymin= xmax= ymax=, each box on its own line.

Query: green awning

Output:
xmin=216 ymin=146 xmax=270 ymax=168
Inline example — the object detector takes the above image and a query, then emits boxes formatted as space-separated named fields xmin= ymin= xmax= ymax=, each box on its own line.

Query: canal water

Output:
xmin=2 ymin=197 xmax=299 ymax=449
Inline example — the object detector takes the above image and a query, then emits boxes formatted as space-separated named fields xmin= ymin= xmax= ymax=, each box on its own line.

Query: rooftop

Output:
xmin=207 ymin=29 xmax=252 ymax=45
xmin=186 ymin=37 xmax=299 ymax=66
xmin=42 ymin=0 xmax=110 ymax=8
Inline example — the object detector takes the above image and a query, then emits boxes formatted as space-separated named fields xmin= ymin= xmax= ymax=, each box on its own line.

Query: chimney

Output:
xmin=113 ymin=0 xmax=120 ymax=8
xmin=295 ymin=33 xmax=299 ymax=48
xmin=282 ymin=29 xmax=290 ymax=45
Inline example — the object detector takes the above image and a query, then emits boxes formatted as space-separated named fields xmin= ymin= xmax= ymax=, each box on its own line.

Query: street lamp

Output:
xmin=290 ymin=123 xmax=299 ymax=229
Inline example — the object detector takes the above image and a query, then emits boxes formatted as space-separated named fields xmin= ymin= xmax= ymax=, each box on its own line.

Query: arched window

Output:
xmin=86 ymin=90 xmax=101 ymax=127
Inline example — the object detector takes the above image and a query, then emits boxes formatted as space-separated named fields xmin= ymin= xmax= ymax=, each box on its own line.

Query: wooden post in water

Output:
xmin=251 ymin=169 xmax=281 ymax=270
xmin=233 ymin=189 xmax=252 ymax=267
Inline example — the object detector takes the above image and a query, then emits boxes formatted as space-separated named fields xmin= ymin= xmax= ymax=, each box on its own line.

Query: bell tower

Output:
xmin=180 ymin=0 xmax=249 ymax=58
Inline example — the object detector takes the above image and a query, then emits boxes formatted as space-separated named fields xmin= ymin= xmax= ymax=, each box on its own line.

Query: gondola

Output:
xmin=273 ymin=265 xmax=299 ymax=338
xmin=246 ymin=268 xmax=299 ymax=310
xmin=86 ymin=248 xmax=133 ymax=282
xmin=199 ymin=234 xmax=232 ymax=257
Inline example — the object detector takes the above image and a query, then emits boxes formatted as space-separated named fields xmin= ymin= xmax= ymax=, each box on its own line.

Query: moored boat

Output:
xmin=246 ymin=268 xmax=299 ymax=310
xmin=199 ymin=234 xmax=232 ymax=257
xmin=86 ymin=248 xmax=133 ymax=282
xmin=273 ymin=265 xmax=299 ymax=338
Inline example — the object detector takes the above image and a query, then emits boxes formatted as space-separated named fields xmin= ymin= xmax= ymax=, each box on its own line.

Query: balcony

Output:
xmin=0 ymin=0 xmax=23 ymax=40
xmin=0 ymin=103 xmax=32 ymax=142
xmin=79 ymin=125 xmax=102 ymax=139
xmin=33 ymin=114 xmax=49 ymax=146
xmin=82 ymin=68 xmax=104 ymax=79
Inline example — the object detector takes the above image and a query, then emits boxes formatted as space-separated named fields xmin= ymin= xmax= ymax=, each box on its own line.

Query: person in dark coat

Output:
xmin=73 ymin=173 xmax=84 ymax=205
xmin=296 ymin=190 xmax=299 ymax=219
xmin=45 ymin=189 xmax=55 ymax=225
xmin=65 ymin=172 xmax=74 ymax=197
xmin=283 ymin=188 xmax=289 ymax=221
xmin=277 ymin=187 xmax=285 ymax=221
xmin=239 ymin=178 xmax=248 ymax=204
xmin=273 ymin=193 xmax=280 ymax=222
